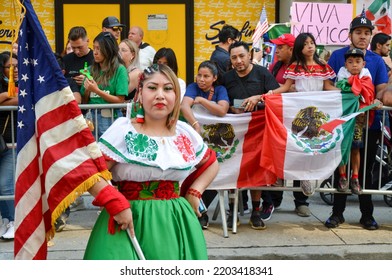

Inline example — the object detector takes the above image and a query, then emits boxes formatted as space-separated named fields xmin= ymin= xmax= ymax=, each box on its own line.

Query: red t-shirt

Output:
xmin=269 ymin=62 xmax=289 ymax=85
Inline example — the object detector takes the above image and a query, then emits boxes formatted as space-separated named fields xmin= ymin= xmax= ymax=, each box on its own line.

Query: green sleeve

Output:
xmin=114 ymin=65 xmax=129 ymax=97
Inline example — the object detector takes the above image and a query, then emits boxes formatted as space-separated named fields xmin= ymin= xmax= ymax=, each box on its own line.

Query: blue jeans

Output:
xmin=91 ymin=109 xmax=121 ymax=138
xmin=0 ymin=149 xmax=16 ymax=221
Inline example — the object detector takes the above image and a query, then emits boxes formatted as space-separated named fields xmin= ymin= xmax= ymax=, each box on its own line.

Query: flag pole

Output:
xmin=127 ymin=229 xmax=146 ymax=260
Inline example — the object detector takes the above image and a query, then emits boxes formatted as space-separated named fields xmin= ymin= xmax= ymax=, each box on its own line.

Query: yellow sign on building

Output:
xmin=0 ymin=0 xmax=276 ymax=79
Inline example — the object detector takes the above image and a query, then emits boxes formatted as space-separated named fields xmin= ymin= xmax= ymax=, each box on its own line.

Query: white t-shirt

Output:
xmin=178 ymin=78 xmax=186 ymax=102
xmin=139 ymin=44 xmax=156 ymax=70
xmin=336 ymin=67 xmax=372 ymax=82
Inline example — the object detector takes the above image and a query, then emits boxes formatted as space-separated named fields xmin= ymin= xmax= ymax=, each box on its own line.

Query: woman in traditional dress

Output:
xmin=84 ymin=64 xmax=219 ymax=260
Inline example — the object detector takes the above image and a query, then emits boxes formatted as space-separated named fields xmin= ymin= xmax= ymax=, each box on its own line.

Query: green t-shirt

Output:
xmin=81 ymin=64 xmax=129 ymax=104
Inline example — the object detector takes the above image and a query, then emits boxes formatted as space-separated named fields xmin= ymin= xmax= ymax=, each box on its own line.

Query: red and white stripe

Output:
xmin=14 ymin=87 xmax=109 ymax=260
xmin=252 ymin=6 xmax=269 ymax=46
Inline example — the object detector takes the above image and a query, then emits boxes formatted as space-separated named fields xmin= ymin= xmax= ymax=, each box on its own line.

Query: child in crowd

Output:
xmin=180 ymin=60 xmax=229 ymax=229
xmin=267 ymin=32 xmax=338 ymax=196
xmin=335 ymin=48 xmax=375 ymax=195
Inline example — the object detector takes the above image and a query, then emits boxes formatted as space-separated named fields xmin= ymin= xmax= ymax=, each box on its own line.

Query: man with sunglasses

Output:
xmin=102 ymin=16 xmax=126 ymax=41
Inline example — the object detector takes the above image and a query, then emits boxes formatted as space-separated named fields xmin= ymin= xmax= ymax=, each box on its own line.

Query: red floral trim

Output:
xmin=117 ymin=180 xmax=180 ymax=200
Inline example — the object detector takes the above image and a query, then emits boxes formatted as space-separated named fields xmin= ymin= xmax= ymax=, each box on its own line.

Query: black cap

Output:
xmin=102 ymin=16 xmax=125 ymax=28
xmin=349 ymin=17 xmax=374 ymax=33
xmin=344 ymin=48 xmax=365 ymax=60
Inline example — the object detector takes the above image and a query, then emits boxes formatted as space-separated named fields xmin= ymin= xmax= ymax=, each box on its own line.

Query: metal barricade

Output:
xmin=2 ymin=104 xmax=392 ymax=205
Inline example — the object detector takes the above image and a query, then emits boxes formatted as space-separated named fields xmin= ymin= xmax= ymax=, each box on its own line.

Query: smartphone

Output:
xmin=68 ymin=71 xmax=80 ymax=77
xmin=199 ymin=198 xmax=207 ymax=214
xmin=233 ymin=99 xmax=245 ymax=109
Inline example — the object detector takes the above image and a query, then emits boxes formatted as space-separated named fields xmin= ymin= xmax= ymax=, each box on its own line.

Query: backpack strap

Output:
xmin=139 ymin=42 xmax=150 ymax=49
xmin=271 ymin=61 xmax=283 ymax=78
xmin=207 ymin=87 xmax=215 ymax=101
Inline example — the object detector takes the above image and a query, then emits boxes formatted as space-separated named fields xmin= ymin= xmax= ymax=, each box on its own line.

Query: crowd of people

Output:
xmin=1 ymin=14 xmax=392 ymax=259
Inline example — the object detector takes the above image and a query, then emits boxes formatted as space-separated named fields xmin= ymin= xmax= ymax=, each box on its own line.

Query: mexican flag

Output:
xmin=267 ymin=23 xmax=291 ymax=40
xmin=261 ymin=91 xmax=359 ymax=181
xmin=363 ymin=0 xmax=391 ymax=34
xmin=192 ymin=105 xmax=276 ymax=189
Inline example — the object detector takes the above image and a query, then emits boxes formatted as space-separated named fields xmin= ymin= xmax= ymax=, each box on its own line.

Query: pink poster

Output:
xmin=290 ymin=2 xmax=353 ymax=45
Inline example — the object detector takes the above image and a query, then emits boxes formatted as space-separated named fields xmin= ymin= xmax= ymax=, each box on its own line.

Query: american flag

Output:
xmin=361 ymin=5 xmax=366 ymax=18
xmin=252 ymin=5 xmax=269 ymax=48
xmin=14 ymin=0 xmax=111 ymax=260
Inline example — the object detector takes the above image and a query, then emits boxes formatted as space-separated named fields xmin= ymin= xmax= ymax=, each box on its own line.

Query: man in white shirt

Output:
xmin=128 ymin=26 xmax=156 ymax=70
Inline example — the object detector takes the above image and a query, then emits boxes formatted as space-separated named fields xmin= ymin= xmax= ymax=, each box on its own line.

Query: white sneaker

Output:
xmin=1 ymin=221 xmax=14 ymax=240
xmin=0 ymin=218 xmax=10 ymax=237
xmin=300 ymin=180 xmax=315 ymax=196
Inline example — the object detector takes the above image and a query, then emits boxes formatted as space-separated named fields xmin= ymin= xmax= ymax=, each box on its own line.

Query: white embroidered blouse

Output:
xmin=98 ymin=117 xmax=207 ymax=182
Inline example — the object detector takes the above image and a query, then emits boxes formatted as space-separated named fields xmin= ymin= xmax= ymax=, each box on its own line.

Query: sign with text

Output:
xmin=290 ymin=2 xmax=353 ymax=45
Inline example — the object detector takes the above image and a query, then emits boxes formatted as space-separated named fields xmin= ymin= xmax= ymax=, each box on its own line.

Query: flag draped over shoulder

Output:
xmin=192 ymin=105 xmax=276 ymax=189
xmin=261 ymin=91 xmax=359 ymax=181
xmin=14 ymin=0 xmax=111 ymax=260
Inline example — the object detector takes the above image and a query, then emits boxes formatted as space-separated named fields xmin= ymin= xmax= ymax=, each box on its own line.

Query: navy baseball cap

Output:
xmin=102 ymin=16 xmax=126 ymax=28
xmin=349 ymin=17 xmax=374 ymax=33
xmin=344 ymin=48 xmax=365 ymax=60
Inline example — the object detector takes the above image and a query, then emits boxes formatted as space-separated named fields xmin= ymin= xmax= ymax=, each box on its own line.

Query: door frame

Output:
xmin=54 ymin=0 xmax=194 ymax=83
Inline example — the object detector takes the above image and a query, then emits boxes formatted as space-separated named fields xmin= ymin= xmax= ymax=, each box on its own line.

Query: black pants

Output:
xmin=261 ymin=181 xmax=309 ymax=209
xmin=332 ymin=129 xmax=380 ymax=219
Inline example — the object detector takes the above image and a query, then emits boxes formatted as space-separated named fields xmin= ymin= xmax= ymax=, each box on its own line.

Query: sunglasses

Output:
xmin=111 ymin=26 xmax=122 ymax=32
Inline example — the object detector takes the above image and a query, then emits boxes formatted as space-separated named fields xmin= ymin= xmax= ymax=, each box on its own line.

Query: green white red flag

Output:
xmin=319 ymin=103 xmax=378 ymax=133
xmin=261 ymin=91 xmax=359 ymax=180
xmin=363 ymin=0 xmax=391 ymax=34
xmin=192 ymin=105 xmax=276 ymax=189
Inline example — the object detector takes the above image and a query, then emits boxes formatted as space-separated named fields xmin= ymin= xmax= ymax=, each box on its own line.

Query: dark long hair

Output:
xmin=289 ymin=33 xmax=325 ymax=72
xmin=90 ymin=32 xmax=123 ymax=87
xmin=198 ymin=60 xmax=219 ymax=86
xmin=0 ymin=51 xmax=18 ymax=90
xmin=153 ymin=47 xmax=179 ymax=76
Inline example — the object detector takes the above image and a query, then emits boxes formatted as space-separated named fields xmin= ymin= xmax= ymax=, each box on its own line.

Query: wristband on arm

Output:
xmin=180 ymin=148 xmax=217 ymax=197
xmin=92 ymin=185 xmax=130 ymax=234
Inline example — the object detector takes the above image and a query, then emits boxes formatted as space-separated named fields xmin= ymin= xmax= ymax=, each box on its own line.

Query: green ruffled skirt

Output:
xmin=83 ymin=197 xmax=208 ymax=260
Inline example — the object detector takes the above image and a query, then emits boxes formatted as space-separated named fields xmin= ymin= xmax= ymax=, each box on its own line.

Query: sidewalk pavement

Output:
xmin=1 ymin=191 xmax=392 ymax=260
